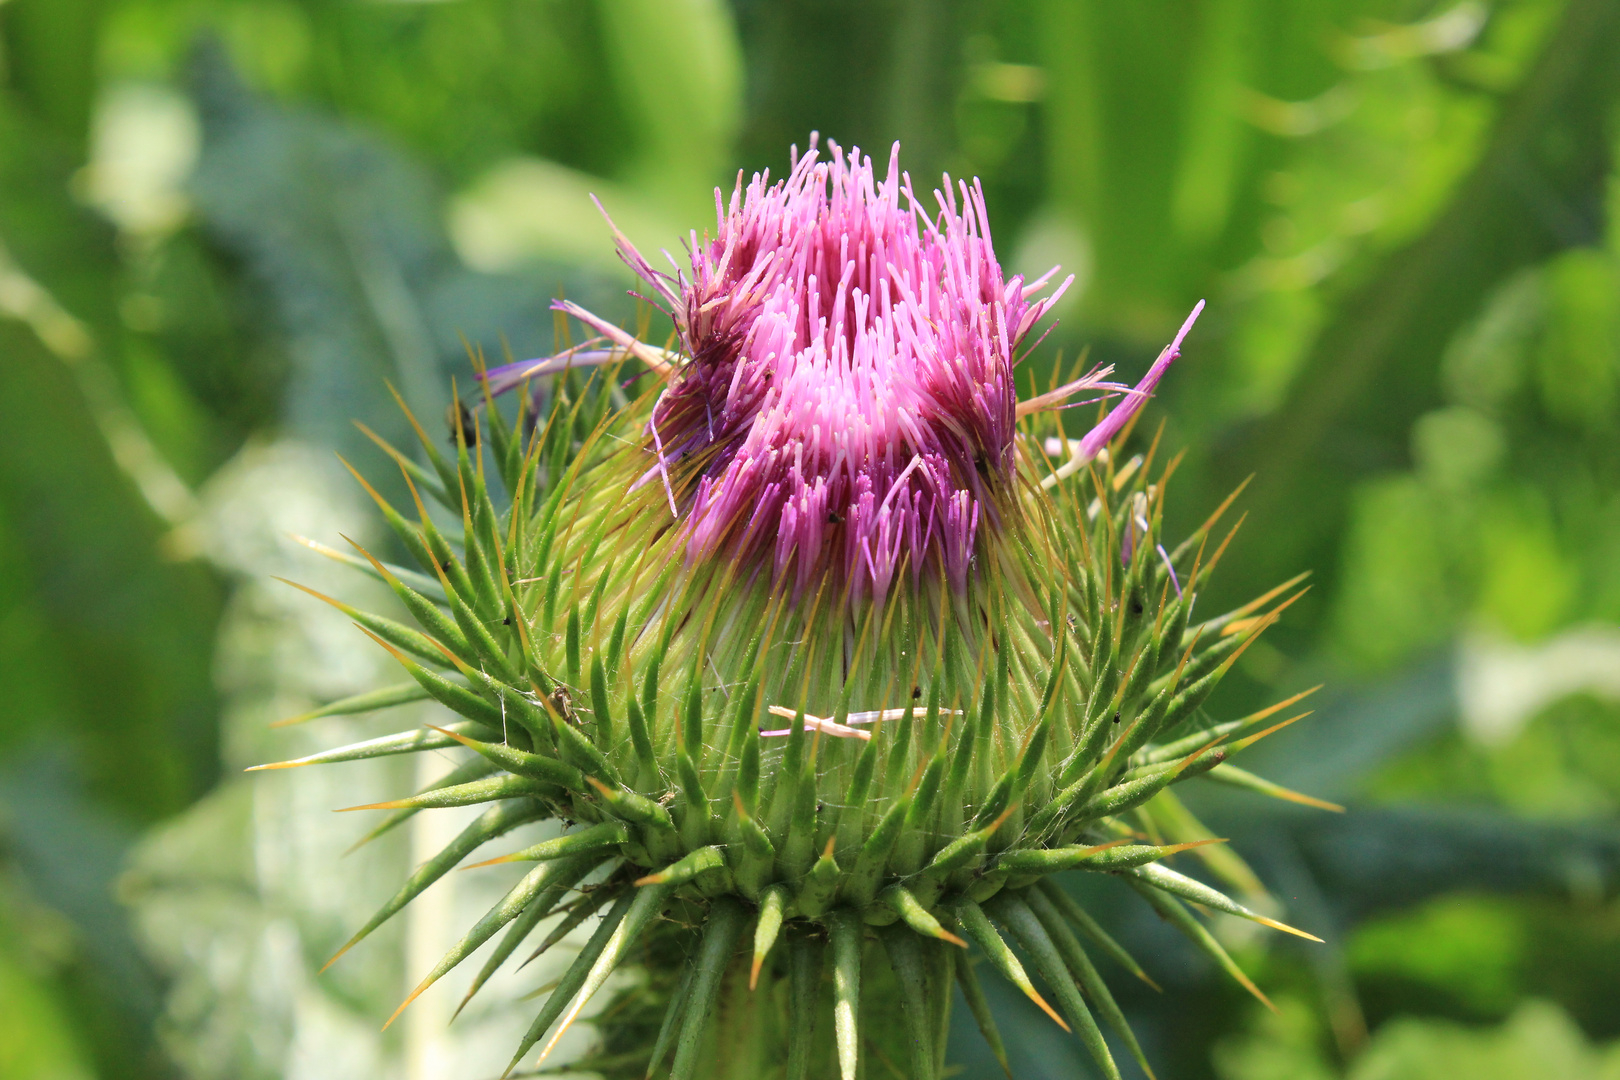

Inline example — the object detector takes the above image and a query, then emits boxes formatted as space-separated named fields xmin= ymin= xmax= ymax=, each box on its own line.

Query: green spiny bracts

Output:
xmin=255 ymin=138 xmax=1340 ymax=1079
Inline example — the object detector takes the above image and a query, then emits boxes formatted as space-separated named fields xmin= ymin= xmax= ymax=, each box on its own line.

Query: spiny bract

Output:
xmin=259 ymin=139 xmax=1336 ymax=1080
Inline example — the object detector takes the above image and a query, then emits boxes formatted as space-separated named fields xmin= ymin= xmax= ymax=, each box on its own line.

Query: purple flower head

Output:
xmin=485 ymin=139 xmax=1204 ymax=607
xmin=613 ymin=138 xmax=1073 ymax=602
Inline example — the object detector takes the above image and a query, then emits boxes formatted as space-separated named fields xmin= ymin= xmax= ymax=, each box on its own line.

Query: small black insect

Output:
xmin=911 ymin=686 xmax=922 ymax=700
xmin=549 ymin=686 xmax=578 ymax=725
xmin=827 ymin=511 xmax=844 ymax=524
xmin=502 ymin=616 xmax=512 ymax=626
xmin=1129 ymin=598 xmax=1144 ymax=615
xmin=446 ymin=399 xmax=478 ymax=447
xmin=1112 ymin=711 xmax=1121 ymax=724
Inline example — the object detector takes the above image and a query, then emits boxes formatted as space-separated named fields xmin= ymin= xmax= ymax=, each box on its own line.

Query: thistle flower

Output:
xmin=258 ymin=138 xmax=1336 ymax=1080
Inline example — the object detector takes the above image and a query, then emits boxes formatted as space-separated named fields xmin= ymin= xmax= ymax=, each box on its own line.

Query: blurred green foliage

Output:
xmin=0 ymin=1 xmax=1617 ymax=1078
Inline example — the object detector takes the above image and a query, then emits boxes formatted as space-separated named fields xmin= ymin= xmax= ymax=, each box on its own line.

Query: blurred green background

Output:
xmin=2 ymin=1 xmax=1619 ymax=1077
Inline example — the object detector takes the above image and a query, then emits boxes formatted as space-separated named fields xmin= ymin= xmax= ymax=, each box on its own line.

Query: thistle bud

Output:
xmin=260 ymin=137 xmax=1332 ymax=1080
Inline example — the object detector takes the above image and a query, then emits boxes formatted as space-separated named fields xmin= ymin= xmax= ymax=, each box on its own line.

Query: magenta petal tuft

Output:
xmin=625 ymin=138 xmax=1069 ymax=602
xmin=502 ymin=140 xmax=1201 ymax=606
